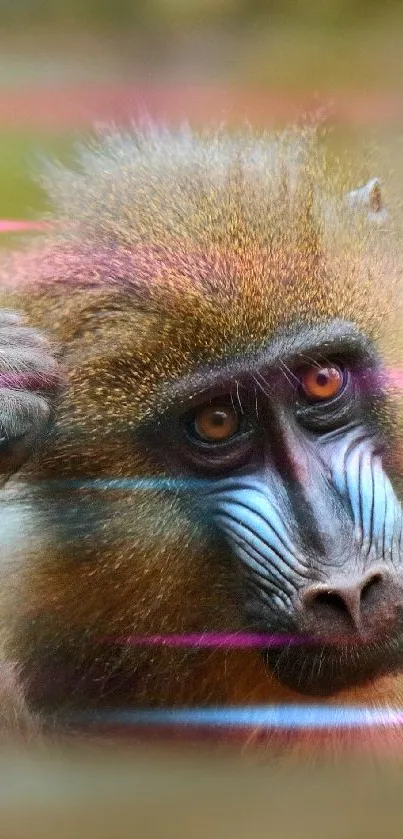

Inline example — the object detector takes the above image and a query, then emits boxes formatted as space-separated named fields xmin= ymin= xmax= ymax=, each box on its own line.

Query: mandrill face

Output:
xmin=148 ymin=317 xmax=403 ymax=698
xmin=6 ymin=125 xmax=403 ymax=716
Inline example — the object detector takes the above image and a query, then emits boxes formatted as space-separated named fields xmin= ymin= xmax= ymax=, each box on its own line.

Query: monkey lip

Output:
xmin=262 ymin=634 xmax=403 ymax=697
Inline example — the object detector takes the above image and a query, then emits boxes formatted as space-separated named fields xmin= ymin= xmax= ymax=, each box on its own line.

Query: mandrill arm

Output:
xmin=0 ymin=661 xmax=42 ymax=743
xmin=0 ymin=309 xmax=62 ymax=482
xmin=0 ymin=309 xmax=62 ymax=741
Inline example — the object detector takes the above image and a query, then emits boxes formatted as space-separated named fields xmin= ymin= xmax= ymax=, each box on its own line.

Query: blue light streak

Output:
xmin=36 ymin=477 xmax=207 ymax=492
xmin=62 ymin=704 xmax=403 ymax=730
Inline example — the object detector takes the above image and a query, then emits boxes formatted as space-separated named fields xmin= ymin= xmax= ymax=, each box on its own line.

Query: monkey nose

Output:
xmin=298 ymin=568 xmax=393 ymax=638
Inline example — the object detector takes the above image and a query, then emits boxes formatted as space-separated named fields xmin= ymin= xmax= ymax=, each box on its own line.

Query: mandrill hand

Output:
xmin=0 ymin=310 xmax=62 ymax=481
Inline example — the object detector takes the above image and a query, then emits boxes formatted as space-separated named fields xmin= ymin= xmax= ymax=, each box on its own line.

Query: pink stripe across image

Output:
xmin=108 ymin=633 xmax=304 ymax=648
xmin=0 ymin=220 xmax=48 ymax=232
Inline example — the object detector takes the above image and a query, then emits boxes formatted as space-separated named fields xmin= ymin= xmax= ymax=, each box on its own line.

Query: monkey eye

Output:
xmin=192 ymin=400 xmax=241 ymax=443
xmin=299 ymin=364 xmax=346 ymax=403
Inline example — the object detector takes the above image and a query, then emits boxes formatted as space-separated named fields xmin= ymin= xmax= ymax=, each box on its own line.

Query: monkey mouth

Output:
xmin=262 ymin=634 xmax=403 ymax=697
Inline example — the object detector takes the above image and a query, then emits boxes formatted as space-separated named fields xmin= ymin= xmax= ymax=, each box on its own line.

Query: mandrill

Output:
xmin=0 ymin=123 xmax=403 ymax=746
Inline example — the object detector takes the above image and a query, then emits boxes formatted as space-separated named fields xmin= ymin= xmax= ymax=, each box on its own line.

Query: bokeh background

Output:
xmin=1 ymin=7 xmax=403 ymax=832
xmin=1 ymin=0 xmax=403 ymax=225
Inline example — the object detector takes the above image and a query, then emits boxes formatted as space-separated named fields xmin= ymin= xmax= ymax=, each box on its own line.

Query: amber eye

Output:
xmin=193 ymin=402 xmax=240 ymax=442
xmin=299 ymin=364 xmax=345 ymax=402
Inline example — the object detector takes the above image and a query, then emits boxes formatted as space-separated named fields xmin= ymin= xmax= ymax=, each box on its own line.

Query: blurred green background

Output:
xmin=0 ymin=0 xmax=402 ymax=226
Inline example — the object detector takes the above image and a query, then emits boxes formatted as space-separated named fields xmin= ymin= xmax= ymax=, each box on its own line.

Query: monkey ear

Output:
xmin=344 ymin=178 xmax=388 ymax=224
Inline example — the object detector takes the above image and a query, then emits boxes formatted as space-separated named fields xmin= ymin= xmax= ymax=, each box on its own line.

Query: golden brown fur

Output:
xmin=1 ymin=124 xmax=403 ymax=750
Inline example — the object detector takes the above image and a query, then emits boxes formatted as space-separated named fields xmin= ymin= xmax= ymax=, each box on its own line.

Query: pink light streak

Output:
xmin=109 ymin=633 xmax=307 ymax=648
xmin=0 ymin=220 xmax=48 ymax=233
xmin=0 ymin=373 xmax=60 ymax=390
xmin=103 ymin=631 xmax=394 ymax=649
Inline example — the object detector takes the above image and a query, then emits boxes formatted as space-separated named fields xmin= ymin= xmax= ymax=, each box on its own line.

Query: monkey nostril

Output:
xmin=300 ymin=570 xmax=387 ymax=634
xmin=303 ymin=588 xmax=359 ymax=630
xmin=361 ymin=572 xmax=383 ymax=601
xmin=312 ymin=591 xmax=349 ymax=615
